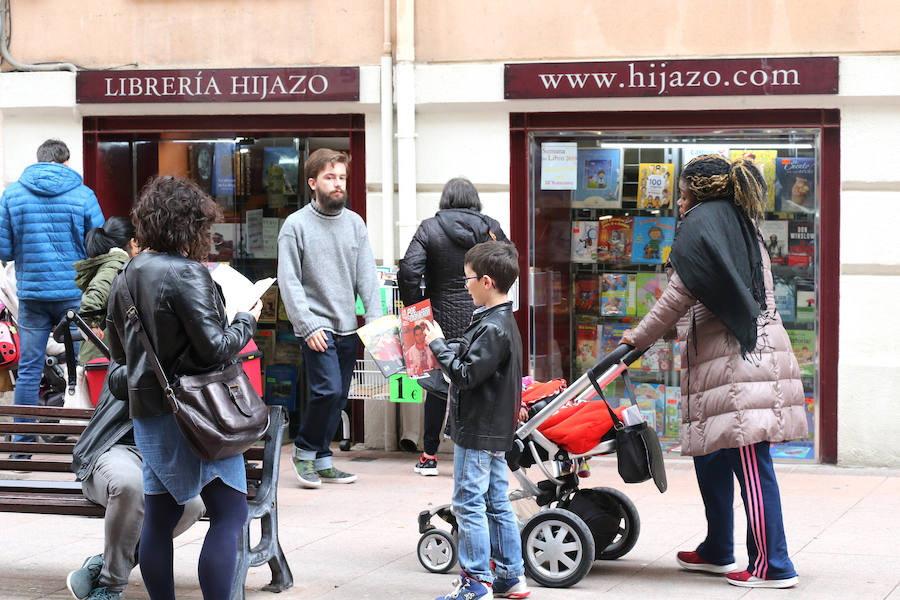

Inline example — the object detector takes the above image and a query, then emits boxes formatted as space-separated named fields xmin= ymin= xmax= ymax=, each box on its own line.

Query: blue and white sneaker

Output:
xmin=493 ymin=576 xmax=530 ymax=599
xmin=435 ymin=572 xmax=493 ymax=600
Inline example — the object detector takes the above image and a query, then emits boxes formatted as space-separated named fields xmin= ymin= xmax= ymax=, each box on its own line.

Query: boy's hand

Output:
xmin=518 ymin=405 xmax=529 ymax=422
xmin=422 ymin=320 xmax=444 ymax=344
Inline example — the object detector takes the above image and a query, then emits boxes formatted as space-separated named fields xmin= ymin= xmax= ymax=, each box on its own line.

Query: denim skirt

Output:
xmin=133 ymin=413 xmax=247 ymax=505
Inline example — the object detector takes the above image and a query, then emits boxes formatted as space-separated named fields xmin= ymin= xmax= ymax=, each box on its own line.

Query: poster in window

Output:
xmin=540 ymin=142 xmax=577 ymax=190
xmin=573 ymin=148 xmax=622 ymax=208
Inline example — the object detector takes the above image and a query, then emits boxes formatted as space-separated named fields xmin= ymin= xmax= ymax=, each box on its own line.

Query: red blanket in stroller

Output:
xmin=537 ymin=401 xmax=627 ymax=455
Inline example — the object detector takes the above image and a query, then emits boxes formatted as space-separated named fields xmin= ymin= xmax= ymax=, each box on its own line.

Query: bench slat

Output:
xmin=0 ymin=424 xmax=87 ymax=435
xmin=0 ymin=406 xmax=94 ymax=419
xmin=0 ymin=459 xmax=73 ymax=472
xmin=0 ymin=493 xmax=104 ymax=516
xmin=0 ymin=480 xmax=84 ymax=493
xmin=0 ymin=442 xmax=77 ymax=454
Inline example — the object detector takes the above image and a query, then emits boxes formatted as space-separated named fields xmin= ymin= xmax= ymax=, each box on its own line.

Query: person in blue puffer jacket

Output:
xmin=0 ymin=139 xmax=104 ymax=454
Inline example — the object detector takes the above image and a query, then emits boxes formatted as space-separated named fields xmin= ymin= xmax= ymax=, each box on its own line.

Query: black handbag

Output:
xmin=587 ymin=367 xmax=667 ymax=493
xmin=118 ymin=264 xmax=269 ymax=461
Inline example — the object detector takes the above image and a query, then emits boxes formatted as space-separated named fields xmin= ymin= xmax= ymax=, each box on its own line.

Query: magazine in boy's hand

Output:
xmin=356 ymin=315 xmax=405 ymax=378
xmin=207 ymin=262 xmax=276 ymax=323
xmin=399 ymin=299 xmax=439 ymax=378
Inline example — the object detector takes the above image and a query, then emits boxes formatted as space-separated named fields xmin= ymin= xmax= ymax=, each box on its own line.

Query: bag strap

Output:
xmin=116 ymin=262 xmax=179 ymax=412
xmin=586 ymin=365 xmax=625 ymax=431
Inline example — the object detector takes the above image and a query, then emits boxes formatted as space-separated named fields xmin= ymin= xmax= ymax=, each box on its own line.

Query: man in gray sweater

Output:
xmin=277 ymin=148 xmax=382 ymax=488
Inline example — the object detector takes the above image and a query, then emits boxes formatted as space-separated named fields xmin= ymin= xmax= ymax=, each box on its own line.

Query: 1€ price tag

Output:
xmin=389 ymin=373 xmax=423 ymax=403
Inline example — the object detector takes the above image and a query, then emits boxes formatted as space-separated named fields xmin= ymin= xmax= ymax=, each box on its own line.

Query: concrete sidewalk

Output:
xmin=1 ymin=447 xmax=898 ymax=599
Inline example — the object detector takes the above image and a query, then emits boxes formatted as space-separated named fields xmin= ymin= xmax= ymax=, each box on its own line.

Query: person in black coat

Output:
xmin=398 ymin=177 xmax=508 ymax=476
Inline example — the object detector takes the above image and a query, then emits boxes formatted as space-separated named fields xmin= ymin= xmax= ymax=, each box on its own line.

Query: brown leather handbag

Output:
xmin=119 ymin=265 xmax=269 ymax=461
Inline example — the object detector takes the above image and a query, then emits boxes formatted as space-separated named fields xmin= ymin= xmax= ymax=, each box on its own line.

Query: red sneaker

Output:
xmin=676 ymin=550 xmax=737 ymax=574
xmin=725 ymin=570 xmax=799 ymax=588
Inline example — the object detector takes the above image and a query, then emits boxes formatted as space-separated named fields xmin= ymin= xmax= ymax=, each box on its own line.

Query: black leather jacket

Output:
xmin=105 ymin=252 xmax=256 ymax=419
xmin=429 ymin=302 xmax=522 ymax=451
xmin=398 ymin=209 xmax=507 ymax=340
xmin=71 ymin=360 xmax=131 ymax=481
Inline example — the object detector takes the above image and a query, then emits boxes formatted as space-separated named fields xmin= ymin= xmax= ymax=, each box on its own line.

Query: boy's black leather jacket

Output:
xmin=429 ymin=302 xmax=522 ymax=451
xmin=71 ymin=360 xmax=130 ymax=481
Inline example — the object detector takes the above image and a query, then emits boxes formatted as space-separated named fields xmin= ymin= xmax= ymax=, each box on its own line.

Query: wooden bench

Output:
xmin=0 ymin=404 xmax=293 ymax=599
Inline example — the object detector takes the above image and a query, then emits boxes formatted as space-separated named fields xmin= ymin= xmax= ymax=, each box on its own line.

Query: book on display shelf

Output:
xmin=664 ymin=386 xmax=682 ymax=439
xmin=682 ymin=147 xmax=729 ymax=165
xmin=573 ymin=274 xmax=600 ymax=314
xmin=788 ymin=220 xmax=815 ymax=268
xmin=786 ymin=329 xmax=815 ymax=377
xmin=673 ymin=340 xmax=682 ymax=371
xmin=773 ymin=275 xmax=795 ymax=323
xmin=639 ymin=340 xmax=672 ymax=372
xmin=637 ymin=163 xmax=675 ymax=209
xmin=574 ymin=320 xmax=599 ymax=374
xmin=600 ymin=273 xmax=636 ymax=317
xmin=262 ymin=146 xmax=300 ymax=209
xmin=597 ymin=216 xmax=633 ymax=263
xmin=634 ymin=272 xmax=668 ymax=318
xmin=631 ymin=217 xmax=676 ymax=265
xmin=633 ymin=382 xmax=665 ymax=436
xmin=571 ymin=221 xmax=599 ymax=263
xmin=794 ymin=279 xmax=815 ymax=323
xmin=775 ymin=157 xmax=815 ymax=214
xmin=729 ymin=149 xmax=777 ymax=211
xmin=573 ymin=148 xmax=623 ymax=208
xmin=758 ymin=219 xmax=788 ymax=265
xmin=257 ymin=285 xmax=278 ymax=324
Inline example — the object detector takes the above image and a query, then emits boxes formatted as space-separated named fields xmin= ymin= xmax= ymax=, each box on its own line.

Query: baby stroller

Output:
xmin=416 ymin=344 xmax=666 ymax=588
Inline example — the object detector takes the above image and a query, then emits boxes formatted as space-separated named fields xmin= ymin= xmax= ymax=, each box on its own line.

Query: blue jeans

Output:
xmin=13 ymin=299 xmax=80 ymax=443
xmin=294 ymin=331 xmax=357 ymax=470
xmin=452 ymin=444 xmax=524 ymax=584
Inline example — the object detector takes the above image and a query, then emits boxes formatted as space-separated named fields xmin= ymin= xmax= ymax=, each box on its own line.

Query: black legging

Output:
xmin=139 ymin=478 xmax=248 ymax=599
xmin=423 ymin=390 xmax=448 ymax=456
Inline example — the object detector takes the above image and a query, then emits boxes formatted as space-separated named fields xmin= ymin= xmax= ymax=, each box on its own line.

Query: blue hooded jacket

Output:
xmin=0 ymin=162 xmax=105 ymax=301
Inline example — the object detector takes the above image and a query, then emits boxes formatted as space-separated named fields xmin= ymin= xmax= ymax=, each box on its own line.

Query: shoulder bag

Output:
xmin=118 ymin=263 xmax=269 ymax=461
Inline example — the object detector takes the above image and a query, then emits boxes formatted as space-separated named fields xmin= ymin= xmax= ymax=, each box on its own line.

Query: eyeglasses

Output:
xmin=463 ymin=275 xmax=480 ymax=287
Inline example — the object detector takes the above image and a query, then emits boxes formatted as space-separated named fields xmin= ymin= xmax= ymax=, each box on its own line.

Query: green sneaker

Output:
xmin=317 ymin=466 xmax=357 ymax=484
xmin=293 ymin=458 xmax=321 ymax=489
xmin=66 ymin=554 xmax=103 ymax=599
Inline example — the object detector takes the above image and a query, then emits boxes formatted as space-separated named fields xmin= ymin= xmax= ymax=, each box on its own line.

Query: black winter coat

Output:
xmin=106 ymin=252 xmax=256 ymax=419
xmin=398 ymin=209 xmax=507 ymax=340
xmin=429 ymin=302 xmax=522 ymax=451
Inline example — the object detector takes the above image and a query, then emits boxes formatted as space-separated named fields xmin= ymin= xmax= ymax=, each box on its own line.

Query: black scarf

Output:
xmin=668 ymin=199 xmax=767 ymax=357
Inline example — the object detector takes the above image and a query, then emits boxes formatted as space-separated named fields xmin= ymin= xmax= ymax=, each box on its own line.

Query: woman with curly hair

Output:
xmin=623 ymin=154 xmax=807 ymax=589
xmin=105 ymin=176 xmax=261 ymax=599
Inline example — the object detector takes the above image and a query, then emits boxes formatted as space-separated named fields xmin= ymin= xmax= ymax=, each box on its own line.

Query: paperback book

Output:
xmin=571 ymin=221 xmax=599 ymax=262
xmin=788 ymin=220 xmax=815 ymax=267
xmin=640 ymin=340 xmax=672 ymax=372
xmin=573 ymin=274 xmax=600 ymax=314
xmin=637 ymin=163 xmax=675 ymax=209
xmin=786 ymin=329 xmax=815 ymax=377
xmin=573 ymin=148 xmax=623 ymax=208
xmin=775 ymin=157 xmax=815 ymax=214
xmin=574 ymin=321 xmax=599 ymax=374
xmin=664 ymin=386 xmax=682 ymax=438
xmin=600 ymin=273 xmax=636 ymax=316
xmin=599 ymin=323 xmax=638 ymax=368
xmin=207 ymin=262 xmax=276 ymax=323
xmin=597 ymin=216 xmax=633 ymax=263
xmin=356 ymin=315 xmax=405 ymax=378
xmin=729 ymin=149 xmax=777 ymax=211
xmin=399 ymin=299 xmax=439 ymax=378
xmin=795 ymin=281 xmax=815 ymax=323
xmin=258 ymin=284 xmax=279 ymax=324
xmin=635 ymin=272 xmax=668 ymax=317
xmin=631 ymin=217 xmax=676 ymax=265
xmin=758 ymin=219 xmax=788 ymax=265
xmin=773 ymin=276 xmax=795 ymax=323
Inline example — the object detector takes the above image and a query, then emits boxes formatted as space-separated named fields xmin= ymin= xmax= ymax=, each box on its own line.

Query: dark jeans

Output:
xmin=294 ymin=331 xmax=357 ymax=470
xmin=423 ymin=390 xmax=447 ymax=456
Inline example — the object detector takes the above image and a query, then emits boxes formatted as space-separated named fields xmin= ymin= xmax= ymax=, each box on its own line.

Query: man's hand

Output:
xmin=422 ymin=320 xmax=444 ymax=344
xmin=306 ymin=329 xmax=328 ymax=352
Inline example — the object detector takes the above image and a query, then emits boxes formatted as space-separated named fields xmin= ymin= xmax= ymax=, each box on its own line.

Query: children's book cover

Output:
xmin=775 ymin=157 xmax=815 ymax=214
xmin=600 ymin=273 xmax=636 ymax=317
xmin=664 ymin=386 xmax=682 ymax=439
xmin=633 ymin=382 xmax=666 ymax=436
xmin=788 ymin=220 xmax=815 ymax=267
xmin=640 ymin=340 xmax=672 ymax=372
xmin=599 ymin=323 xmax=640 ymax=368
xmin=573 ymin=274 xmax=600 ymax=314
xmin=631 ymin=217 xmax=676 ymax=265
xmin=635 ymin=272 xmax=668 ymax=317
xmin=787 ymin=329 xmax=815 ymax=377
xmin=637 ymin=163 xmax=675 ymax=209
xmin=574 ymin=321 xmax=599 ymax=374
xmin=356 ymin=315 xmax=405 ymax=378
xmin=758 ymin=219 xmax=788 ymax=265
xmin=573 ymin=148 xmax=623 ymax=208
xmin=729 ymin=149 xmax=777 ymax=211
xmin=399 ymin=299 xmax=439 ymax=378
xmin=571 ymin=221 xmax=599 ymax=263
xmin=597 ymin=216 xmax=633 ymax=263
xmin=773 ymin=276 xmax=795 ymax=323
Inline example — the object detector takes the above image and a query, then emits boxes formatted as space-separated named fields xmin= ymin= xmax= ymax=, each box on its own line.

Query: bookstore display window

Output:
xmin=530 ymin=130 xmax=820 ymax=461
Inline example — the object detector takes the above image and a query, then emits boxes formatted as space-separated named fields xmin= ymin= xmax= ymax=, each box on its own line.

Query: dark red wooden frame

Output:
xmin=81 ymin=113 xmax=368 ymax=443
xmin=510 ymin=109 xmax=840 ymax=463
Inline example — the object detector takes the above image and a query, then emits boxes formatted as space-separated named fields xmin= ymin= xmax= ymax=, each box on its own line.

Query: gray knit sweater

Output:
xmin=277 ymin=202 xmax=382 ymax=339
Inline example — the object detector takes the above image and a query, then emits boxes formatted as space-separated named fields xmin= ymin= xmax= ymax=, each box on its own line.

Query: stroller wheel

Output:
xmin=521 ymin=508 xmax=595 ymax=588
xmin=417 ymin=529 xmax=457 ymax=573
xmin=594 ymin=487 xmax=640 ymax=560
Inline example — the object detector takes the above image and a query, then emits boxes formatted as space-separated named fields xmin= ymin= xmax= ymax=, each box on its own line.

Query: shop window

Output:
xmin=530 ymin=129 xmax=820 ymax=461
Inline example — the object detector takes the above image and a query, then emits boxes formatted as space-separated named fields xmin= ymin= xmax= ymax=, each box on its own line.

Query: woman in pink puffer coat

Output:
xmin=624 ymin=154 xmax=806 ymax=590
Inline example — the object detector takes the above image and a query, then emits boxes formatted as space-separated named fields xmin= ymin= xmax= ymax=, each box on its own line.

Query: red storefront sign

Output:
xmin=77 ymin=67 xmax=359 ymax=103
xmin=505 ymin=57 xmax=838 ymax=99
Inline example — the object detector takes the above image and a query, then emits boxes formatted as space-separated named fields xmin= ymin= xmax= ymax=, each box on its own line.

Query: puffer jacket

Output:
xmin=0 ymin=162 xmax=105 ymax=301
xmin=105 ymin=251 xmax=256 ymax=419
xmin=630 ymin=239 xmax=807 ymax=456
xmin=398 ymin=209 xmax=507 ymax=340
xmin=74 ymin=247 xmax=128 ymax=363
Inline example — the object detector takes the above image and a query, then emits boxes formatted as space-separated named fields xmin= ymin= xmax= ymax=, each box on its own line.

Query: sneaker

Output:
xmin=415 ymin=454 xmax=439 ymax=476
xmin=317 ymin=466 xmax=357 ymax=484
xmin=576 ymin=459 xmax=591 ymax=478
xmin=85 ymin=588 xmax=121 ymax=600
xmin=676 ymin=550 xmax=737 ymax=574
xmin=435 ymin=573 xmax=493 ymax=600
xmin=66 ymin=554 xmax=104 ymax=599
xmin=85 ymin=587 xmax=122 ymax=600
xmin=725 ymin=570 xmax=799 ymax=588
xmin=293 ymin=458 xmax=321 ymax=488
xmin=493 ymin=576 xmax=530 ymax=599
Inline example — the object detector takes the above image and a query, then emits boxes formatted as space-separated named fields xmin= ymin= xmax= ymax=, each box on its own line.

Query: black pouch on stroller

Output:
xmin=566 ymin=489 xmax=621 ymax=557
